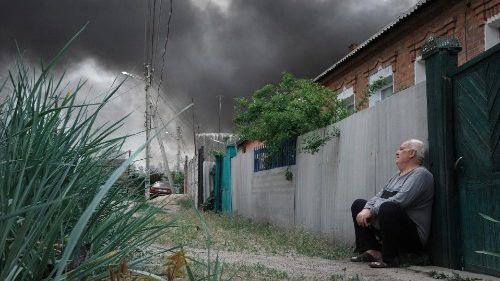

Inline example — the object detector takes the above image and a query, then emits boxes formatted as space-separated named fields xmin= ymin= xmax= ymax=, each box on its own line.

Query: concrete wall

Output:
xmin=186 ymin=157 xmax=214 ymax=207
xmin=230 ymin=147 xmax=296 ymax=228
xmin=231 ymin=82 xmax=428 ymax=244
xmin=231 ymin=150 xmax=253 ymax=217
xmin=186 ymin=155 xmax=198 ymax=206
xmin=203 ymin=161 xmax=214 ymax=201
xmin=252 ymin=166 xmax=296 ymax=227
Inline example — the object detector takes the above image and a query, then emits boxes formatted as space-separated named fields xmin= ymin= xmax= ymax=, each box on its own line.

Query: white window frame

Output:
xmin=485 ymin=13 xmax=500 ymax=51
xmin=368 ymin=65 xmax=393 ymax=107
xmin=414 ymin=55 xmax=426 ymax=85
xmin=337 ymin=86 xmax=355 ymax=113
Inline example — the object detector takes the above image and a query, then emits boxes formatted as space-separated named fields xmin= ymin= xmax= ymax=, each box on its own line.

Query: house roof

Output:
xmin=313 ymin=0 xmax=432 ymax=82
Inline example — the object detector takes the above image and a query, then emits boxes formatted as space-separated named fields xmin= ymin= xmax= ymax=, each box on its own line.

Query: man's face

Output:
xmin=395 ymin=141 xmax=415 ymax=170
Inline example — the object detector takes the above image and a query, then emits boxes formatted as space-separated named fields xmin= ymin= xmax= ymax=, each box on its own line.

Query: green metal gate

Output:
xmin=213 ymin=145 xmax=236 ymax=213
xmin=451 ymin=43 xmax=500 ymax=276
xmin=222 ymin=144 xmax=236 ymax=214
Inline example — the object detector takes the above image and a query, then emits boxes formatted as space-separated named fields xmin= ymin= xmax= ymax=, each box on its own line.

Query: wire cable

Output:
xmin=155 ymin=0 xmax=173 ymax=96
xmin=151 ymin=0 xmax=173 ymax=118
xmin=153 ymin=0 xmax=164 ymax=66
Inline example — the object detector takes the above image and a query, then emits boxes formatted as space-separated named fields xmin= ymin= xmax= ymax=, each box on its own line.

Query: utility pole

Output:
xmin=120 ymin=70 xmax=151 ymax=199
xmin=216 ymin=95 xmax=223 ymax=135
xmin=144 ymin=63 xmax=153 ymax=199
xmin=176 ymin=126 xmax=182 ymax=172
xmin=184 ymin=155 xmax=188 ymax=194
xmin=152 ymin=115 xmax=174 ymax=189
xmin=143 ymin=0 xmax=155 ymax=200
xmin=192 ymin=97 xmax=197 ymax=156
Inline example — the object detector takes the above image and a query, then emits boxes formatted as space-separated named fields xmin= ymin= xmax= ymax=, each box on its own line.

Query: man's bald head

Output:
xmin=396 ymin=139 xmax=426 ymax=172
xmin=405 ymin=139 xmax=425 ymax=165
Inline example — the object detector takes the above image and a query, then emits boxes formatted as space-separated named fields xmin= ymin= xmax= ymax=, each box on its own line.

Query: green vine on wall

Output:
xmin=300 ymin=126 xmax=340 ymax=155
xmin=355 ymin=76 xmax=389 ymax=111
xmin=285 ymin=166 xmax=293 ymax=181
xmin=209 ymin=149 xmax=225 ymax=157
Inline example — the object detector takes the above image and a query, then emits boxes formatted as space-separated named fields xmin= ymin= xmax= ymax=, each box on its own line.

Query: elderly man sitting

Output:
xmin=350 ymin=139 xmax=434 ymax=268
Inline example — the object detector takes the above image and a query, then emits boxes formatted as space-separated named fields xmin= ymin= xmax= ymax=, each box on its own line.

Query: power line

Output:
xmin=151 ymin=0 xmax=174 ymax=119
xmin=149 ymin=0 xmax=158 ymax=64
xmin=153 ymin=0 xmax=164 ymax=65
xmin=155 ymin=0 xmax=173 ymax=96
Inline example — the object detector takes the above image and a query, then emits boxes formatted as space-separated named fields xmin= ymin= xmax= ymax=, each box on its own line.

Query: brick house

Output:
xmin=315 ymin=0 xmax=500 ymax=110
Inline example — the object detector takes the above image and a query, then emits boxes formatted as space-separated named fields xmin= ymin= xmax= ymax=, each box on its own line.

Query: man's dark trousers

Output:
xmin=351 ymin=199 xmax=423 ymax=262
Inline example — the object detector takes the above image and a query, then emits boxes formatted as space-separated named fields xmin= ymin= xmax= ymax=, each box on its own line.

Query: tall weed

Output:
xmin=0 ymin=40 xmax=175 ymax=280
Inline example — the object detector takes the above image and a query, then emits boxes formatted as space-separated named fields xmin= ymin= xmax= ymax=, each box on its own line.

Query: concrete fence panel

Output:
xmin=252 ymin=166 xmax=296 ymax=227
xmin=374 ymin=82 xmax=428 ymax=190
xmin=186 ymin=156 xmax=198 ymax=206
xmin=231 ymin=151 xmax=253 ymax=218
xmin=294 ymin=138 xmax=323 ymax=231
xmin=203 ymin=161 xmax=214 ymax=202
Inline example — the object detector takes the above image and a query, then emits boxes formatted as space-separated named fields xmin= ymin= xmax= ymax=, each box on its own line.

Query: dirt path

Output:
xmin=187 ymin=248 xmax=435 ymax=281
xmin=151 ymin=195 xmax=499 ymax=281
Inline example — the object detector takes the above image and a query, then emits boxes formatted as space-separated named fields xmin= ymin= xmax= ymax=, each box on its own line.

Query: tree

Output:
xmin=234 ymin=72 xmax=349 ymax=157
xmin=171 ymin=171 xmax=184 ymax=193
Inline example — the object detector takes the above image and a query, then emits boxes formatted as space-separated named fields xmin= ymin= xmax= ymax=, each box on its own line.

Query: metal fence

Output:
xmin=254 ymin=139 xmax=297 ymax=172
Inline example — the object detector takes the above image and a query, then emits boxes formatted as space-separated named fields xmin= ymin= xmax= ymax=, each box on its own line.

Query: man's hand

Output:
xmin=356 ymin=208 xmax=373 ymax=227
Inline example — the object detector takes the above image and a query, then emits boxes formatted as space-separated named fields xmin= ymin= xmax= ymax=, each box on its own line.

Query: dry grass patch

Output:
xmin=157 ymin=197 xmax=352 ymax=260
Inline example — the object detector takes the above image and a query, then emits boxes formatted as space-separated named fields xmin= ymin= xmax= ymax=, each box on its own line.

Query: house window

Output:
xmin=414 ymin=56 xmax=426 ymax=84
xmin=368 ymin=65 xmax=393 ymax=107
xmin=485 ymin=13 xmax=500 ymax=50
xmin=338 ymin=86 xmax=355 ymax=113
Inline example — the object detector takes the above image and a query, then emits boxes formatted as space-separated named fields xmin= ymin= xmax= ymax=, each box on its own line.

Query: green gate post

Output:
xmin=422 ymin=36 xmax=462 ymax=268
xmin=222 ymin=144 xmax=237 ymax=214
xmin=214 ymin=154 xmax=223 ymax=213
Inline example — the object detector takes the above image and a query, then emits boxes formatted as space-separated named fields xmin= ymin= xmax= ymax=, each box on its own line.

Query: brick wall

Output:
xmin=318 ymin=0 xmax=500 ymax=110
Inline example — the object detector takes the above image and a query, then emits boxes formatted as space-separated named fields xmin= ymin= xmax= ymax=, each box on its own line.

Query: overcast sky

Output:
xmin=0 ymin=0 xmax=419 ymax=168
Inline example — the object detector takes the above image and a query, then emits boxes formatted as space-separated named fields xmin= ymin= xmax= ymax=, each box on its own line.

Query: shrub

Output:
xmin=234 ymin=72 xmax=348 ymax=157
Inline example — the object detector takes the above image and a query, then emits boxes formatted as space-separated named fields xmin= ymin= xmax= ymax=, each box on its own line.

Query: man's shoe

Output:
xmin=368 ymin=260 xmax=399 ymax=268
xmin=350 ymin=252 xmax=377 ymax=262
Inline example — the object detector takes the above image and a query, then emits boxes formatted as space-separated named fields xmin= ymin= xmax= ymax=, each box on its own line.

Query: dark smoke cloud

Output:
xmin=0 ymin=0 xmax=418 ymax=144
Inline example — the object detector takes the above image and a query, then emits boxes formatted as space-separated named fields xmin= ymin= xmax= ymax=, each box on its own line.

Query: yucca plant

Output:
xmin=0 ymin=33 xmax=178 ymax=280
xmin=476 ymin=213 xmax=500 ymax=258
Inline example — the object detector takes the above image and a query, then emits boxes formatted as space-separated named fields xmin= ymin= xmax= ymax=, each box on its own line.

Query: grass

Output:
xmin=158 ymin=197 xmax=352 ymax=260
xmin=187 ymin=260 xmax=292 ymax=281
xmin=187 ymin=257 xmax=362 ymax=281
xmin=177 ymin=196 xmax=195 ymax=210
xmin=330 ymin=273 xmax=363 ymax=281
xmin=428 ymin=271 xmax=482 ymax=281
xmin=222 ymin=262 xmax=289 ymax=280
xmin=185 ymin=258 xmax=291 ymax=281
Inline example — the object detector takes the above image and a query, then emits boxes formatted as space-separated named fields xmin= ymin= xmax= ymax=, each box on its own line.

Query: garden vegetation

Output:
xmin=234 ymin=72 xmax=349 ymax=158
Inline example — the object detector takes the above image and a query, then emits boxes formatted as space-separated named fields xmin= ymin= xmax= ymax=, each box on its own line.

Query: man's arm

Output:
xmin=357 ymin=186 xmax=387 ymax=227
xmin=385 ymin=169 xmax=433 ymax=207
xmin=364 ymin=188 xmax=385 ymax=210
xmin=363 ymin=173 xmax=398 ymax=212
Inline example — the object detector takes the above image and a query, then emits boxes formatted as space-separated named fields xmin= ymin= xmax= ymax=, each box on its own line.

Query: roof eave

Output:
xmin=313 ymin=0 xmax=432 ymax=83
